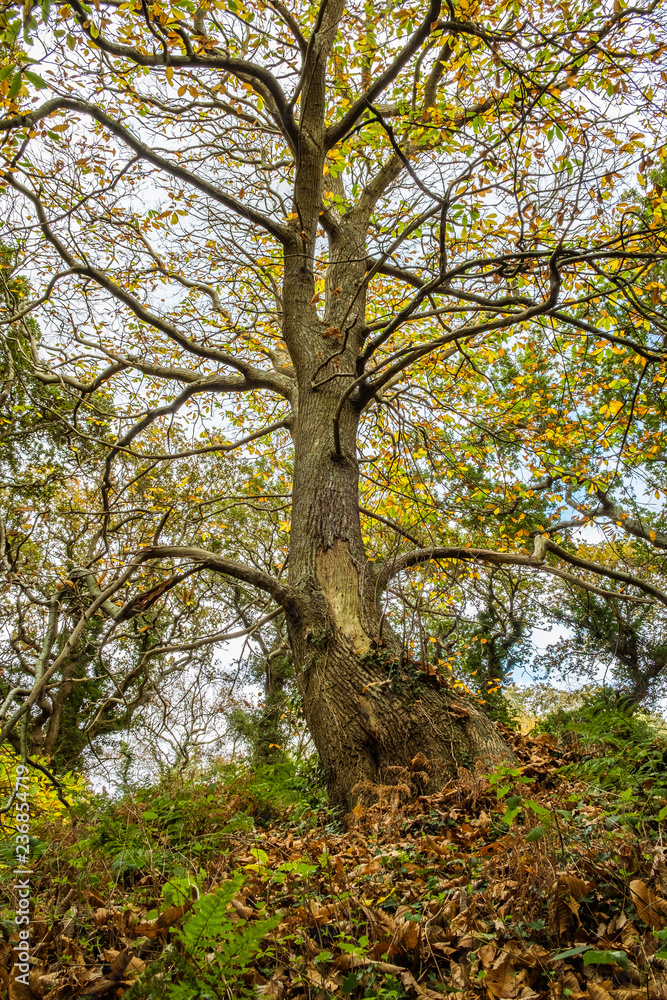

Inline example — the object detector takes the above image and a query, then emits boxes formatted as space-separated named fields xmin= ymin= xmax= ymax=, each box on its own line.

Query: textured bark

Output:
xmin=294 ymin=620 xmax=515 ymax=816
xmin=284 ymin=371 xmax=513 ymax=813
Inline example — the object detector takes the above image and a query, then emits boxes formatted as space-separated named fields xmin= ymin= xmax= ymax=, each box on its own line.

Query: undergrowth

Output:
xmin=537 ymin=694 xmax=667 ymax=791
xmin=4 ymin=705 xmax=667 ymax=998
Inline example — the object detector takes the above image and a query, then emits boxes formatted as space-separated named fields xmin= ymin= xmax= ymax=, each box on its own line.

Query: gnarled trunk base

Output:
xmin=295 ymin=633 xmax=515 ymax=815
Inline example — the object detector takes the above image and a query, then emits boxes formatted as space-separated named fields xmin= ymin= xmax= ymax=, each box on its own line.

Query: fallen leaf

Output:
xmin=629 ymin=879 xmax=667 ymax=930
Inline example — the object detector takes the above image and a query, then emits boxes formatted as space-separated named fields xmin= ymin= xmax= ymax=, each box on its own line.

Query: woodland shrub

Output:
xmin=537 ymin=696 xmax=667 ymax=821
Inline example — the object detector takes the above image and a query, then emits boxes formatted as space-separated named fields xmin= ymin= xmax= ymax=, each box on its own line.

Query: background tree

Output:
xmin=0 ymin=0 xmax=666 ymax=810
xmin=0 ymin=267 xmax=284 ymax=776
xmin=534 ymin=550 xmax=667 ymax=709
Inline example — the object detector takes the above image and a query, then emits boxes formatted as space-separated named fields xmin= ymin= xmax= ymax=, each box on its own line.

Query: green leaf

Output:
xmin=502 ymin=794 xmax=523 ymax=825
xmin=181 ymin=877 xmax=243 ymax=950
xmin=24 ymin=70 xmax=47 ymax=89
xmin=550 ymin=945 xmax=591 ymax=961
xmin=654 ymin=951 xmax=667 ymax=960
xmin=658 ymin=805 xmax=667 ymax=822
xmin=525 ymin=799 xmax=552 ymax=821
xmin=503 ymin=805 xmax=521 ymax=825
xmin=0 ymin=64 xmax=15 ymax=82
xmin=342 ymin=972 xmax=362 ymax=996
xmin=40 ymin=0 xmax=51 ymax=23
xmin=525 ymin=825 xmax=546 ymax=842
xmin=9 ymin=71 xmax=22 ymax=99
xmin=583 ymin=951 xmax=628 ymax=970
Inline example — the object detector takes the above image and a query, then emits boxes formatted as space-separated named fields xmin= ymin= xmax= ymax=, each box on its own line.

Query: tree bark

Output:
xmin=285 ymin=371 xmax=513 ymax=814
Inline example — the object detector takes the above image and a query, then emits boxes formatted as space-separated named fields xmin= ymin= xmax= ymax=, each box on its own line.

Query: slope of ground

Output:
xmin=3 ymin=718 xmax=667 ymax=1000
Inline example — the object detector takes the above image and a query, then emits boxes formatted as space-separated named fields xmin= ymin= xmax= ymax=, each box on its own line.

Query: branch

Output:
xmin=359 ymin=505 xmax=424 ymax=547
xmin=63 ymin=0 xmax=299 ymax=145
xmin=0 ymin=536 xmax=297 ymax=747
xmin=366 ymin=257 xmax=424 ymax=290
xmin=375 ymin=540 xmax=665 ymax=606
xmin=111 ymin=418 xmax=291 ymax=463
xmin=268 ymin=0 xmax=307 ymax=55
xmin=329 ymin=249 xmax=563 ymax=448
xmin=33 ymin=377 xmax=284 ymax=475
xmin=0 ymin=556 xmax=150 ymax=745
xmin=135 ymin=545 xmax=296 ymax=609
xmin=539 ymin=564 xmax=654 ymax=604
xmin=30 ymin=360 xmax=130 ymax=395
xmin=1 ymin=99 xmax=290 ymax=244
xmin=0 ymin=267 xmax=83 ymax=326
xmin=7 ymin=176 xmax=293 ymax=400
xmin=326 ymin=0 xmax=442 ymax=147
xmin=548 ymin=309 xmax=664 ymax=363
xmin=592 ymin=494 xmax=667 ymax=551
xmin=101 ymin=394 xmax=288 ymax=519
xmin=141 ymin=607 xmax=283 ymax=657
xmin=545 ymin=539 xmax=667 ymax=605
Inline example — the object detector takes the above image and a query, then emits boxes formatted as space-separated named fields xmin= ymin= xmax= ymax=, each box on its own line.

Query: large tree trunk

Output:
xmin=286 ymin=380 xmax=513 ymax=814
xmin=276 ymin=30 xmax=514 ymax=811
xmin=294 ymin=620 xmax=515 ymax=815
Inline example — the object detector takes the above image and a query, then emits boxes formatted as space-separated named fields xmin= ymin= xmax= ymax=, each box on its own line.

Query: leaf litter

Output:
xmin=4 ymin=725 xmax=667 ymax=999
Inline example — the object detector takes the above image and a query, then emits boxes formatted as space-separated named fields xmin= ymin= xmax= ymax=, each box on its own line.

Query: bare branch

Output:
xmin=136 ymin=545 xmax=297 ymax=608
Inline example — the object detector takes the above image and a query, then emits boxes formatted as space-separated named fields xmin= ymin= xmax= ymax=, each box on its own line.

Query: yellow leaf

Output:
xmin=165 ymin=66 xmax=173 ymax=84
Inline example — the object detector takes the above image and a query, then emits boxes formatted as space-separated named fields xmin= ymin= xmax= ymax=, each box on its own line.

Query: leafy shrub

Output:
xmin=35 ymin=752 xmax=328 ymax=900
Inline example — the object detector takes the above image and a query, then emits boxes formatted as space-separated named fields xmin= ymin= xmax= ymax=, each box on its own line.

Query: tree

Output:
xmin=0 ymin=259 xmax=274 ymax=774
xmin=533 ymin=545 xmax=667 ymax=709
xmin=1 ymin=0 xmax=666 ymax=811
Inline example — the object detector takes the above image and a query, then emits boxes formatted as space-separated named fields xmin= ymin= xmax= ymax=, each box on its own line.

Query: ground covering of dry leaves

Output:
xmin=4 ymin=725 xmax=667 ymax=1000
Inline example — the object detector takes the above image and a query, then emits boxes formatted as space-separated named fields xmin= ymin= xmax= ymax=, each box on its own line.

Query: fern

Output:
xmin=180 ymin=876 xmax=241 ymax=949
xmin=545 ymin=700 xmax=667 ymax=792
xmin=124 ymin=875 xmax=280 ymax=1000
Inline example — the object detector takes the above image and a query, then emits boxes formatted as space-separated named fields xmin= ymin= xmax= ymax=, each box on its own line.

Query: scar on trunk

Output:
xmin=315 ymin=539 xmax=372 ymax=654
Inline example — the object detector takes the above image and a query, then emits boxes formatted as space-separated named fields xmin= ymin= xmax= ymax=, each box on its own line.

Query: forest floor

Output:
xmin=3 ymin=716 xmax=667 ymax=1000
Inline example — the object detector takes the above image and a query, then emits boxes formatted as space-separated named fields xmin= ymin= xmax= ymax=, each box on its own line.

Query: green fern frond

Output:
xmin=124 ymin=875 xmax=280 ymax=1000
